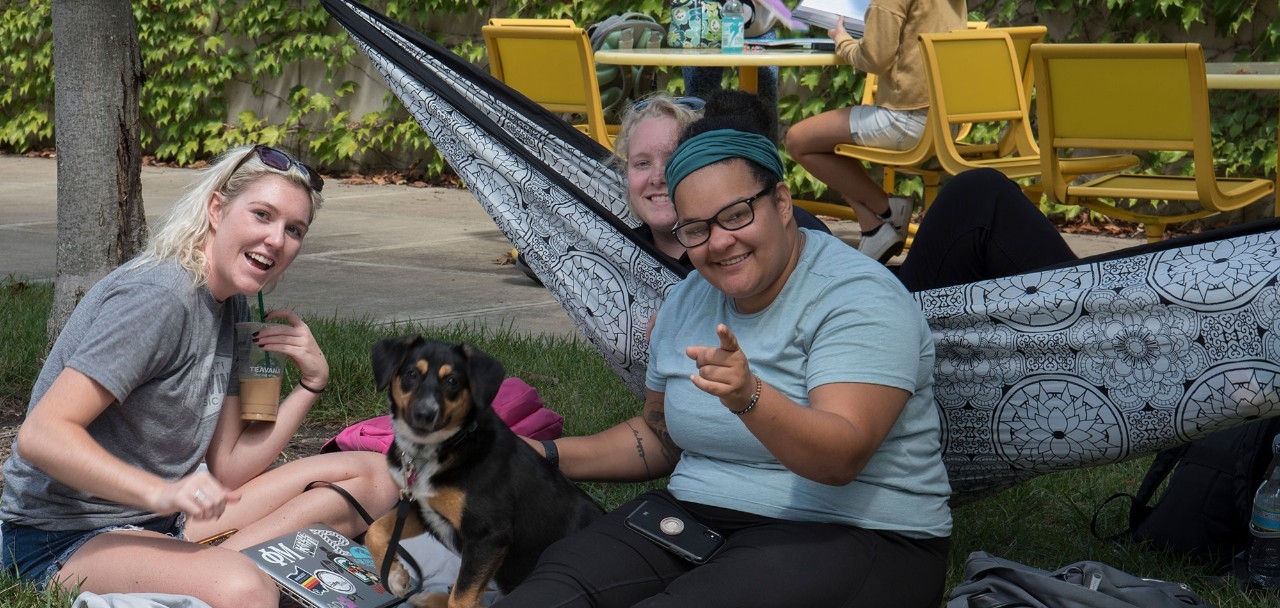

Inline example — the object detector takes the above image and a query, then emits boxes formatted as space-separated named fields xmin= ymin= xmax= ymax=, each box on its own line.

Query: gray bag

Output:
xmin=947 ymin=552 xmax=1216 ymax=608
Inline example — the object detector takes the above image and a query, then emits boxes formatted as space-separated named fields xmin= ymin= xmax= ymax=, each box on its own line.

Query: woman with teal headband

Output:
xmin=503 ymin=126 xmax=951 ymax=607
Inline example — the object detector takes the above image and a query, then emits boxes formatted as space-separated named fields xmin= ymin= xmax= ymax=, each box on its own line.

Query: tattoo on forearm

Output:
xmin=624 ymin=421 xmax=654 ymax=480
xmin=644 ymin=410 xmax=680 ymax=466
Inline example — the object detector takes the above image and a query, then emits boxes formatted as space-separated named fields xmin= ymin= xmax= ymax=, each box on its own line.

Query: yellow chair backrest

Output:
xmin=1033 ymin=43 xmax=1204 ymax=199
xmin=922 ymin=31 xmax=1026 ymax=126
xmin=482 ymin=23 xmax=612 ymax=148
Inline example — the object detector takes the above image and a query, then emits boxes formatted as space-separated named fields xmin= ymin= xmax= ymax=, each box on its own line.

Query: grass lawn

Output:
xmin=1 ymin=278 xmax=1276 ymax=606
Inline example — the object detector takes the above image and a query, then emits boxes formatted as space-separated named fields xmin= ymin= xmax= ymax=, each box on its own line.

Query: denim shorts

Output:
xmin=1 ymin=514 xmax=184 ymax=590
xmin=848 ymin=104 xmax=928 ymax=151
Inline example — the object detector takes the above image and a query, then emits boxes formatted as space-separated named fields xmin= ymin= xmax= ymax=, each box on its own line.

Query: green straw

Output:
xmin=256 ymin=291 xmax=274 ymax=366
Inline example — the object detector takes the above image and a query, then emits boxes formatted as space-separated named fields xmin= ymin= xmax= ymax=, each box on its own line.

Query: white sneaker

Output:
xmin=886 ymin=195 xmax=913 ymax=240
xmin=857 ymin=224 xmax=905 ymax=264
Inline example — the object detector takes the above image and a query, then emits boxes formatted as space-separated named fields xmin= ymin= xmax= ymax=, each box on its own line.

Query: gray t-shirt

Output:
xmin=0 ymin=260 xmax=246 ymax=530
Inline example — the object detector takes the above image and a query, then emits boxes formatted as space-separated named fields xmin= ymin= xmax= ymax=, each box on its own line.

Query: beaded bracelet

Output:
xmin=730 ymin=375 xmax=762 ymax=416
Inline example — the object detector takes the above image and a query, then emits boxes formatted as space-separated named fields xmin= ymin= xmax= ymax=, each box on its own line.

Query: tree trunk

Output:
xmin=48 ymin=0 xmax=146 ymax=346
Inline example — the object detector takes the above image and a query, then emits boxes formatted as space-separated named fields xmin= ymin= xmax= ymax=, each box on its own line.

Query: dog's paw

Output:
xmin=387 ymin=560 xmax=414 ymax=596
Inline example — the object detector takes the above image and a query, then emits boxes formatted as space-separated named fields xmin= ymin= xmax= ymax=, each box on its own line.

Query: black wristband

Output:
xmin=298 ymin=380 xmax=326 ymax=394
xmin=540 ymin=439 xmax=559 ymax=469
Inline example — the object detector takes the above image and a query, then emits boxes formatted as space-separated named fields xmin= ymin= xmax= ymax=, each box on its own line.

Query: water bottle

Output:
xmin=721 ymin=0 xmax=745 ymax=54
xmin=1248 ymin=434 xmax=1280 ymax=590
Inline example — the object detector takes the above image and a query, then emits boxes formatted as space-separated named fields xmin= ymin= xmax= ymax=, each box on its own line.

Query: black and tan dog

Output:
xmin=366 ymin=335 xmax=603 ymax=608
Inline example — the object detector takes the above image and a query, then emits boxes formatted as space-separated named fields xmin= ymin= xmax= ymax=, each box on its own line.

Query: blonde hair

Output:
xmin=130 ymin=145 xmax=324 ymax=288
xmin=610 ymin=95 xmax=703 ymax=175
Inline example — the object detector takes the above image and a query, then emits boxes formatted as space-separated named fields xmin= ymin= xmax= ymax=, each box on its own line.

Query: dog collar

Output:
xmin=440 ymin=418 xmax=479 ymax=450
xmin=395 ymin=419 xmax=479 ymax=498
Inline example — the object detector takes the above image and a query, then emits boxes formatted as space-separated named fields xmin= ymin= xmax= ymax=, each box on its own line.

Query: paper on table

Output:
xmin=792 ymin=0 xmax=870 ymax=38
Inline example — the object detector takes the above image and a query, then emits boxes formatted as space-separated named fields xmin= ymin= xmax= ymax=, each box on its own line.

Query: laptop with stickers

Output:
xmin=240 ymin=524 xmax=402 ymax=608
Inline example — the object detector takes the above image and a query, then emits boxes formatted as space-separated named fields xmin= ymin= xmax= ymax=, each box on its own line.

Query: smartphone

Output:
xmin=624 ymin=499 xmax=724 ymax=564
xmin=196 ymin=528 xmax=238 ymax=546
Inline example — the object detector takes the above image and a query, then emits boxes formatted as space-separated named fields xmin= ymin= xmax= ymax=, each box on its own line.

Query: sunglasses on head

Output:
xmin=632 ymin=96 xmax=706 ymax=112
xmin=233 ymin=144 xmax=324 ymax=193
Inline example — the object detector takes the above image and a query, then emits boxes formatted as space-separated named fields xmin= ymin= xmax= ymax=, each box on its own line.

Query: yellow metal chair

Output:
xmin=918 ymin=30 xmax=1138 ymax=184
xmin=482 ymin=22 xmax=615 ymax=149
xmin=850 ymin=21 xmax=991 ymax=204
xmin=1033 ymin=42 xmax=1274 ymax=242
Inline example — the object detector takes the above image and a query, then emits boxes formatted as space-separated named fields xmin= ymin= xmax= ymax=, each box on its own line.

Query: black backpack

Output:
xmin=586 ymin=13 xmax=665 ymax=122
xmin=1093 ymin=418 xmax=1280 ymax=571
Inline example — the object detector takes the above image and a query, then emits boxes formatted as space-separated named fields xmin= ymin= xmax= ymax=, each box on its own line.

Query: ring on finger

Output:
xmin=194 ymin=489 xmax=207 ymax=503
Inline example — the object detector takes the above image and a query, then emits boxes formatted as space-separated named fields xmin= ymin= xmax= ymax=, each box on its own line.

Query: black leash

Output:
xmin=305 ymin=480 xmax=424 ymax=601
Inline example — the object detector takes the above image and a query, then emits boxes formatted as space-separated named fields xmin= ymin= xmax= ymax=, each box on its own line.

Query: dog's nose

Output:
xmin=408 ymin=397 xmax=441 ymax=428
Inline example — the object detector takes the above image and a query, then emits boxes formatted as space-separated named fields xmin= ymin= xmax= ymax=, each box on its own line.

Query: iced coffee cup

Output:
xmin=235 ymin=322 xmax=284 ymax=421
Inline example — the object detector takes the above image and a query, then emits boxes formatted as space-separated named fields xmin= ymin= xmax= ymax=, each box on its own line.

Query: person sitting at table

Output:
xmin=501 ymin=124 xmax=952 ymax=607
xmin=784 ymin=0 xmax=967 ymax=264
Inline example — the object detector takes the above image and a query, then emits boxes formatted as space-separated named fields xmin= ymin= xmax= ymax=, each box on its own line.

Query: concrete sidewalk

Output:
xmin=0 ymin=155 xmax=1138 ymax=338
xmin=2 ymin=155 xmax=584 ymax=337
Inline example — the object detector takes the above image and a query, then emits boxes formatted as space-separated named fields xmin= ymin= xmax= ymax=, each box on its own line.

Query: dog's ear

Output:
xmin=371 ymin=335 xmax=420 ymax=392
xmin=461 ymin=343 xmax=505 ymax=408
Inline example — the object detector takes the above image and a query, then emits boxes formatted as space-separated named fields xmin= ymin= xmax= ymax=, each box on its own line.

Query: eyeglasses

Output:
xmin=671 ymin=184 xmax=774 ymax=248
xmin=232 ymin=145 xmax=324 ymax=193
xmin=632 ymin=96 xmax=706 ymax=112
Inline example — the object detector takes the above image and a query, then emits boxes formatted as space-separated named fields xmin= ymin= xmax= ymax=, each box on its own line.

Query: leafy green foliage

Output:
xmin=0 ymin=0 xmax=1274 ymax=204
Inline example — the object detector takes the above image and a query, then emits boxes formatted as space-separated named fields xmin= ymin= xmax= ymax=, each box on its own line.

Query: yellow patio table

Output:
xmin=1205 ymin=61 xmax=1280 ymax=216
xmin=593 ymin=46 xmax=845 ymax=94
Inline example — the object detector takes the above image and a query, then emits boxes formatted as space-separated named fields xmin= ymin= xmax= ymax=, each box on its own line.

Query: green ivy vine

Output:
xmin=0 ymin=0 xmax=1274 ymax=209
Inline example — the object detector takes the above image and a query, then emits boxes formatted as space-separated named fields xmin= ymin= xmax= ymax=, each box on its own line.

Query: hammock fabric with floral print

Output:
xmin=322 ymin=0 xmax=1280 ymax=500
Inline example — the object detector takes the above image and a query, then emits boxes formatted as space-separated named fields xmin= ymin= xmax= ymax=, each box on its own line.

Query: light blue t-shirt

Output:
xmin=646 ymin=229 xmax=952 ymax=538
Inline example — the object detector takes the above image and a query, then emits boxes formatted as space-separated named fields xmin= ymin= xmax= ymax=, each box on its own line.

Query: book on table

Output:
xmin=743 ymin=37 xmax=836 ymax=51
xmin=792 ymin=0 xmax=871 ymax=38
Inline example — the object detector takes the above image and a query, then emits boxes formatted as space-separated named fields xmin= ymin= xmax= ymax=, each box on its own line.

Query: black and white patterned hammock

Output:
xmin=322 ymin=0 xmax=1280 ymax=499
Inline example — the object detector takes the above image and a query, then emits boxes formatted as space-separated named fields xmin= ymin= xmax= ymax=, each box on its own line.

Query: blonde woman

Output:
xmin=1 ymin=145 xmax=398 ymax=607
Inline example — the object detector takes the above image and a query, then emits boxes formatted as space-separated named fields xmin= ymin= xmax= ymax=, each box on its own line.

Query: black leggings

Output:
xmin=493 ymin=490 xmax=949 ymax=608
xmin=896 ymin=168 xmax=1078 ymax=292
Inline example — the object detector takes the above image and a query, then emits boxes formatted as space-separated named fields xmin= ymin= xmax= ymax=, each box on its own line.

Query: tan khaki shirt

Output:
xmin=835 ymin=0 xmax=968 ymax=111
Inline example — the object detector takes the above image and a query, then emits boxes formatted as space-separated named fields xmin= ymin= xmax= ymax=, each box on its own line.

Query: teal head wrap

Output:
xmin=664 ymin=129 xmax=784 ymax=195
